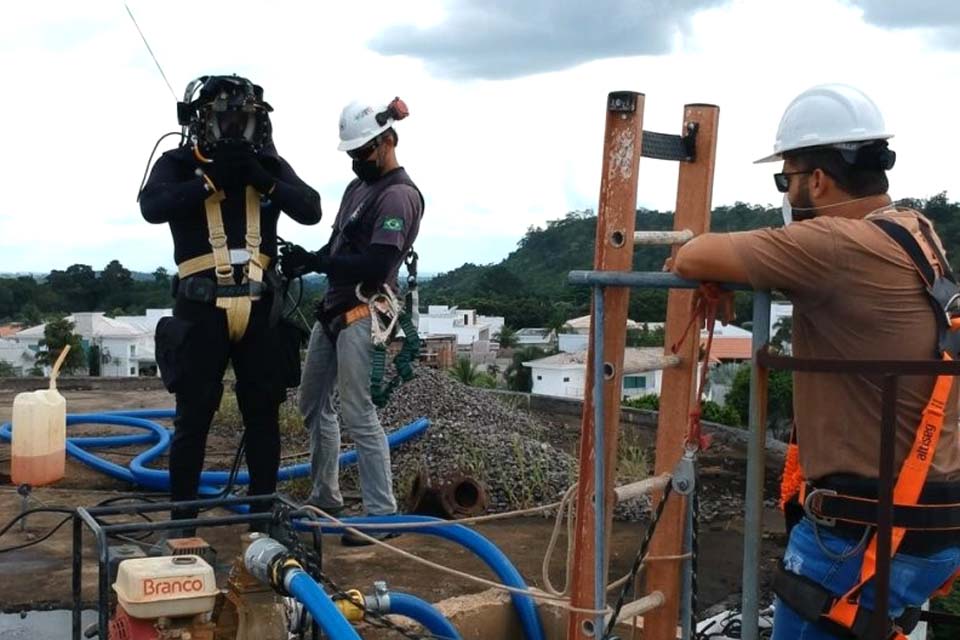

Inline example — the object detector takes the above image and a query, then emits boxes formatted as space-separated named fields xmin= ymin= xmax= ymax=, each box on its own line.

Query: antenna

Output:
xmin=124 ymin=2 xmax=178 ymax=101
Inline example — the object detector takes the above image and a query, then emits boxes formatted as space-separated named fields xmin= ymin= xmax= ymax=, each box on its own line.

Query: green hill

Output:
xmin=421 ymin=194 xmax=958 ymax=328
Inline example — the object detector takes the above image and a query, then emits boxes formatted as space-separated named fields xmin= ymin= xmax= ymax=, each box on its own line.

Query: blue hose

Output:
xmin=0 ymin=411 xmax=539 ymax=639
xmin=311 ymin=515 xmax=544 ymax=640
xmin=387 ymin=591 xmax=462 ymax=640
xmin=0 ymin=410 xmax=429 ymax=494
xmin=286 ymin=570 xmax=362 ymax=640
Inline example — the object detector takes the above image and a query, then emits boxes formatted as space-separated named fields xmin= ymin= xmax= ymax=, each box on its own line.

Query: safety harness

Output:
xmin=177 ymin=183 xmax=270 ymax=342
xmin=319 ymin=170 xmax=424 ymax=407
xmin=775 ymin=211 xmax=960 ymax=639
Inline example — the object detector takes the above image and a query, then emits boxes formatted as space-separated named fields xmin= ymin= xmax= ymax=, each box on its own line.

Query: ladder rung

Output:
xmin=614 ymin=473 xmax=671 ymax=503
xmin=610 ymin=591 xmax=666 ymax=624
xmin=633 ymin=229 xmax=694 ymax=246
xmin=624 ymin=353 xmax=681 ymax=374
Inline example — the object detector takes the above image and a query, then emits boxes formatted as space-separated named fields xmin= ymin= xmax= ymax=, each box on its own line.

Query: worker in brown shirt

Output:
xmin=673 ymin=84 xmax=960 ymax=639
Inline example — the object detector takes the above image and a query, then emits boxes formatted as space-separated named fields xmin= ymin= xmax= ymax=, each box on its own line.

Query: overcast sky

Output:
xmin=2 ymin=0 xmax=959 ymax=275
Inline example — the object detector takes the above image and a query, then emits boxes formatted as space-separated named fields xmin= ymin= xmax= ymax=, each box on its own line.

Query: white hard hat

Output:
xmin=337 ymin=97 xmax=409 ymax=152
xmin=755 ymin=84 xmax=893 ymax=163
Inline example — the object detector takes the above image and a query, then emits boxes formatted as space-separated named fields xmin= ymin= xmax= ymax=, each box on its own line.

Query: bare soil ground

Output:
xmin=0 ymin=386 xmax=787 ymax=630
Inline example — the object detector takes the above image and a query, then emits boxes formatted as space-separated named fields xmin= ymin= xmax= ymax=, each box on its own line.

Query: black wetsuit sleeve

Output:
xmin=269 ymin=158 xmax=322 ymax=225
xmin=139 ymin=153 xmax=210 ymax=224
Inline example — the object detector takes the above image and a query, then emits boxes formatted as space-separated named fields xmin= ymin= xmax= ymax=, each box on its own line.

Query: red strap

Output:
xmin=671 ymin=283 xmax=734 ymax=451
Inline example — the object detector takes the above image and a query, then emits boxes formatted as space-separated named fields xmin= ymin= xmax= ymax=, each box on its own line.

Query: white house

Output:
xmin=418 ymin=305 xmax=504 ymax=348
xmin=116 ymin=309 xmax=171 ymax=373
xmin=0 ymin=338 xmax=34 ymax=375
xmin=557 ymin=315 xmax=647 ymax=353
xmin=13 ymin=310 xmax=171 ymax=377
xmin=515 ymin=328 xmax=555 ymax=349
xmin=522 ymin=347 xmax=670 ymax=400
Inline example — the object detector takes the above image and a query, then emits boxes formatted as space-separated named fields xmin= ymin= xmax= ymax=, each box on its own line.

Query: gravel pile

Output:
xmin=359 ymin=368 xmax=577 ymax=513
xmin=215 ymin=367 xmax=650 ymax=519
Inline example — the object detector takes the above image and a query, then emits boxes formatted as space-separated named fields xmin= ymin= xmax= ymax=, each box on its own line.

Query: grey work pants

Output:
xmin=298 ymin=317 xmax=397 ymax=515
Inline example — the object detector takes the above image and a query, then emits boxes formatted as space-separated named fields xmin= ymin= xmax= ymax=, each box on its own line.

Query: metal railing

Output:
xmin=571 ymin=266 xmax=960 ymax=640
xmin=570 ymin=269 xmax=771 ymax=640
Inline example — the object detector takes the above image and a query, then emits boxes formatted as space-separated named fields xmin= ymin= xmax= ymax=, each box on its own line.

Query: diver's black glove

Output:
xmin=233 ymin=154 xmax=276 ymax=194
xmin=281 ymin=244 xmax=329 ymax=278
xmin=204 ymin=144 xmax=250 ymax=191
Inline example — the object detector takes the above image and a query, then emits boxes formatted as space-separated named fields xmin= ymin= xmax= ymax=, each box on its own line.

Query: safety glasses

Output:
xmin=347 ymin=139 xmax=381 ymax=160
xmin=773 ymin=171 xmax=812 ymax=193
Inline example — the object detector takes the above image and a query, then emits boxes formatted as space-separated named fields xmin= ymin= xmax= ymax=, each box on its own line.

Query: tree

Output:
xmin=772 ymin=316 xmax=793 ymax=353
xmin=35 ymin=317 xmax=85 ymax=374
xmin=47 ymin=264 xmax=97 ymax=311
xmin=88 ymin=343 xmax=102 ymax=376
xmin=473 ymin=372 xmax=497 ymax=389
xmin=505 ymin=346 xmax=548 ymax=392
xmin=449 ymin=357 xmax=480 ymax=386
xmin=153 ymin=267 xmax=171 ymax=286
xmin=0 ymin=361 xmax=15 ymax=377
xmin=624 ymin=394 xmax=659 ymax=410
xmin=627 ymin=324 xmax=666 ymax=347
xmin=19 ymin=302 xmax=43 ymax=327
xmin=725 ymin=363 xmax=794 ymax=439
xmin=495 ymin=326 xmax=518 ymax=349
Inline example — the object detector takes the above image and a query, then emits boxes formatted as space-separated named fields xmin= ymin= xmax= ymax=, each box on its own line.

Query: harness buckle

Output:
xmin=803 ymin=488 xmax=838 ymax=527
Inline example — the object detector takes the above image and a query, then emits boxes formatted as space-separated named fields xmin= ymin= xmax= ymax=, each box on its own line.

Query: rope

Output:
xmin=300 ymin=505 xmax=614 ymax=617
xmin=355 ymin=283 xmax=402 ymax=347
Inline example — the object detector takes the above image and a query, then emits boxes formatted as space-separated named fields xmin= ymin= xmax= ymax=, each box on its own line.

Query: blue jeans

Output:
xmin=772 ymin=519 xmax=960 ymax=639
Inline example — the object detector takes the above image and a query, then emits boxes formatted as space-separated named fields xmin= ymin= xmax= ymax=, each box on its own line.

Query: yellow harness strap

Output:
xmin=243 ymin=186 xmax=264 ymax=301
xmin=203 ymin=191 xmax=234 ymax=287
xmin=177 ymin=252 xmax=271 ymax=279
xmin=194 ymin=187 xmax=265 ymax=343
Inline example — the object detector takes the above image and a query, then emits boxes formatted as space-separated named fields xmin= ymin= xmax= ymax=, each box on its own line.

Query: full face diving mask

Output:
xmin=178 ymin=75 xmax=273 ymax=152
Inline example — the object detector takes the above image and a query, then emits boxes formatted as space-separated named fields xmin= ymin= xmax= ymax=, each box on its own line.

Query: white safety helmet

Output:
xmin=755 ymin=84 xmax=893 ymax=163
xmin=337 ymin=97 xmax=409 ymax=152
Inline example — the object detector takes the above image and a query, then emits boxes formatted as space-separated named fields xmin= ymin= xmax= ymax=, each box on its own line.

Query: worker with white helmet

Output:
xmin=282 ymin=97 xmax=424 ymax=545
xmin=672 ymin=84 xmax=960 ymax=639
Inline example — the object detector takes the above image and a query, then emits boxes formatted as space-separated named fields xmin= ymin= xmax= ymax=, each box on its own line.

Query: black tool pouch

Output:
xmin=154 ymin=316 xmax=194 ymax=393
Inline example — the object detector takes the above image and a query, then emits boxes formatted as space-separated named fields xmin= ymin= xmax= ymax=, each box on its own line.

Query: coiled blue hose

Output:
xmin=0 ymin=410 xmax=429 ymax=493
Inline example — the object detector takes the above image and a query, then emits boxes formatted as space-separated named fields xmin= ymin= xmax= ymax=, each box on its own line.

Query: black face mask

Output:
xmin=352 ymin=158 xmax=381 ymax=182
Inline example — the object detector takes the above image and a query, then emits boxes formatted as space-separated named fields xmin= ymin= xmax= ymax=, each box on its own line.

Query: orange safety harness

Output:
xmin=776 ymin=214 xmax=960 ymax=639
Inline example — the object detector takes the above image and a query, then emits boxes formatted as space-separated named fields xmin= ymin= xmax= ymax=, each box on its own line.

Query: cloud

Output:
xmin=848 ymin=1 xmax=960 ymax=28
xmin=369 ymin=0 xmax=728 ymax=79
xmin=848 ymin=1 xmax=960 ymax=46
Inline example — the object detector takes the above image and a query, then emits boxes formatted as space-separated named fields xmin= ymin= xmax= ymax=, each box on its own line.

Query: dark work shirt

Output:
xmin=323 ymin=168 xmax=423 ymax=314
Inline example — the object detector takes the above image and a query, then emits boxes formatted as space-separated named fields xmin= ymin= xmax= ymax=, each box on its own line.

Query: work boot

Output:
xmin=307 ymin=502 xmax=346 ymax=519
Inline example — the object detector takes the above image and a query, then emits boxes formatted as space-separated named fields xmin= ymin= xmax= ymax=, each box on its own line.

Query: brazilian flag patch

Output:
xmin=382 ymin=217 xmax=404 ymax=232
